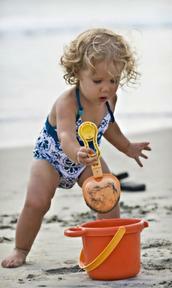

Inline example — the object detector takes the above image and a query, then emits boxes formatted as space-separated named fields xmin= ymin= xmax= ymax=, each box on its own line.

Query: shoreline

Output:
xmin=0 ymin=125 xmax=172 ymax=150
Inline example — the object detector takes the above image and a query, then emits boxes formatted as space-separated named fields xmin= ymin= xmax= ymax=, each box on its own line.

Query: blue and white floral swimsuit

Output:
xmin=33 ymin=88 xmax=115 ymax=189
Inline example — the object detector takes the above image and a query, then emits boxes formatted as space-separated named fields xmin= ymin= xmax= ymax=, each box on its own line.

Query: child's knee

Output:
xmin=24 ymin=197 xmax=51 ymax=215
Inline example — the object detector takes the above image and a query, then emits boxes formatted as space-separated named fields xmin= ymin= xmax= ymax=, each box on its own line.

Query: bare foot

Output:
xmin=1 ymin=248 xmax=28 ymax=268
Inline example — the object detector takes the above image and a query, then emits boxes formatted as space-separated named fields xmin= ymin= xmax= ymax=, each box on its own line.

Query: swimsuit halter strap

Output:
xmin=76 ymin=87 xmax=84 ymax=118
xmin=106 ymin=101 xmax=115 ymax=123
xmin=75 ymin=87 xmax=115 ymax=122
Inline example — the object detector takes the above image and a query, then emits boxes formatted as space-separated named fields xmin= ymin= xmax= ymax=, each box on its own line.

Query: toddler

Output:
xmin=1 ymin=28 xmax=151 ymax=268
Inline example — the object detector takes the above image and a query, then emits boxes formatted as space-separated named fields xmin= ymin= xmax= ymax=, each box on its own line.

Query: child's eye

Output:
xmin=110 ymin=79 xmax=119 ymax=84
xmin=93 ymin=80 xmax=102 ymax=84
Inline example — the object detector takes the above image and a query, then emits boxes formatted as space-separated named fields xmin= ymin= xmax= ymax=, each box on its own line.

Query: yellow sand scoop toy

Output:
xmin=78 ymin=121 xmax=121 ymax=213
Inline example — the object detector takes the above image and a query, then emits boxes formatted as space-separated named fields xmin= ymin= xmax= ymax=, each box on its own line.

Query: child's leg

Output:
xmin=1 ymin=159 xmax=60 ymax=268
xmin=96 ymin=203 xmax=120 ymax=219
xmin=77 ymin=158 xmax=120 ymax=219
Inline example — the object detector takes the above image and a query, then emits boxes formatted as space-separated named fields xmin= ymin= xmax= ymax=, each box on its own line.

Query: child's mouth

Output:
xmin=99 ymin=96 xmax=107 ymax=102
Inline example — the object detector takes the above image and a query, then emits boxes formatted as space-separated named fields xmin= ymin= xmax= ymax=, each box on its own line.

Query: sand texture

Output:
xmin=0 ymin=129 xmax=172 ymax=287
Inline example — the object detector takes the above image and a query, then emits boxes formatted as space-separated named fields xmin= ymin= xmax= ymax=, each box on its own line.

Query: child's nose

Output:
xmin=101 ymin=84 xmax=110 ymax=93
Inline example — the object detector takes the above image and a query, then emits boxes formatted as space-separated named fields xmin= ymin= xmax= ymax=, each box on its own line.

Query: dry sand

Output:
xmin=0 ymin=128 xmax=172 ymax=287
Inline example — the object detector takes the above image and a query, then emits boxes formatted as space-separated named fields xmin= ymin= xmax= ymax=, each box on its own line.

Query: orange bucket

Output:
xmin=64 ymin=218 xmax=149 ymax=280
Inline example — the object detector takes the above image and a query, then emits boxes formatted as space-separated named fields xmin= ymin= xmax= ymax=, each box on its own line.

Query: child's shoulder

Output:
xmin=55 ymin=87 xmax=76 ymax=104
xmin=54 ymin=87 xmax=77 ymax=113
xmin=49 ymin=88 xmax=77 ymax=125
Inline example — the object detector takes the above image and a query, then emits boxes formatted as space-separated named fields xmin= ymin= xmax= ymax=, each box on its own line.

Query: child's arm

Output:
xmin=104 ymin=95 xmax=151 ymax=167
xmin=103 ymin=122 xmax=151 ymax=167
xmin=55 ymin=93 xmax=97 ymax=165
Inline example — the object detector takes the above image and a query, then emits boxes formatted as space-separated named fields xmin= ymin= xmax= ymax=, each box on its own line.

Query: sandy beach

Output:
xmin=0 ymin=128 xmax=172 ymax=287
xmin=0 ymin=0 xmax=172 ymax=286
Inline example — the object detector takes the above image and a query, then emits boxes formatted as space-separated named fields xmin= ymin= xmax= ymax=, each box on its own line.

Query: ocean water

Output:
xmin=0 ymin=0 xmax=172 ymax=148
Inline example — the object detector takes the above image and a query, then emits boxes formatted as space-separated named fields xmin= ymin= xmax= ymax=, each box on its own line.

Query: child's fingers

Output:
xmin=80 ymin=147 xmax=96 ymax=156
xmin=78 ymin=151 xmax=88 ymax=158
xmin=140 ymin=142 xmax=151 ymax=150
xmin=77 ymin=152 xmax=88 ymax=163
xmin=77 ymin=149 xmax=89 ymax=164
xmin=85 ymin=157 xmax=97 ymax=165
xmin=87 ymin=148 xmax=96 ymax=157
xmin=140 ymin=153 xmax=148 ymax=159
xmin=143 ymin=146 xmax=151 ymax=151
xmin=77 ymin=148 xmax=97 ymax=165
xmin=79 ymin=157 xmax=97 ymax=166
xmin=135 ymin=157 xmax=143 ymax=167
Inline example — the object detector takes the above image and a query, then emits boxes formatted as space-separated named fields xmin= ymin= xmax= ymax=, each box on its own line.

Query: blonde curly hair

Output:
xmin=60 ymin=28 xmax=139 ymax=86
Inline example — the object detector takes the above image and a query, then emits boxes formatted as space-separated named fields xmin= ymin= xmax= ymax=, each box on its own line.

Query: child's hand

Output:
xmin=76 ymin=147 xmax=98 ymax=166
xmin=125 ymin=142 xmax=151 ymax=167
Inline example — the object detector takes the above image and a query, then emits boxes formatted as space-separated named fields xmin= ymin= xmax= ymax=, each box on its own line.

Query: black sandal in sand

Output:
xmin=113 ymin=172 xmax=146 ymax=192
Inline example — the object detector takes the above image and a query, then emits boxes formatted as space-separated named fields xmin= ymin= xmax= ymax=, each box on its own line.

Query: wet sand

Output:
xmin=0 ymin=128 xmax=172 ymax=287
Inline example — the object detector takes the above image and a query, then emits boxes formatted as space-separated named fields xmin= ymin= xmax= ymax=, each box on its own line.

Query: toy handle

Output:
xmin=91 ymin=158 xmax=103 ymax=178
xmin=78 ymin=121 xmax=100 ymax=156
xmin=142 ymin=220 xmax=149 ymax=229
xmin=64 ymin=226 xmax=86 ymax=237
xmin=79 ymin=226 xmax=126 ymax=272
xmin=78 ymin=121 xmax=103 ymax=178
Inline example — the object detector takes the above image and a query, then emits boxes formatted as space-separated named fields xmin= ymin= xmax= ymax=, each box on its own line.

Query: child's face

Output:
xmin=78 ymin=60 xmax=123 ymax=104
